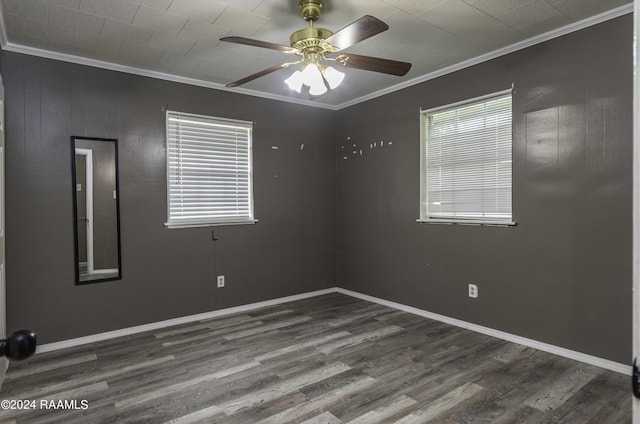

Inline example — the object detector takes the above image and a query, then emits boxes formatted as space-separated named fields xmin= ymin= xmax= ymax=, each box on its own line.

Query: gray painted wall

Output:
xmin=335 ymin=16 xmax=633 ymax=363
xmin=0 ymin=15 xmax=633 ymax=363
xmin=2 ymin=52 xmax=336 ymax=344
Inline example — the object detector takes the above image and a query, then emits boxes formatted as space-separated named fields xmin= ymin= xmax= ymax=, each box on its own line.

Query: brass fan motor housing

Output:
xmin=299 ymin=0 xmax=323 ymax=22
xmin=290 ymin=27 xmax=333 ymax=52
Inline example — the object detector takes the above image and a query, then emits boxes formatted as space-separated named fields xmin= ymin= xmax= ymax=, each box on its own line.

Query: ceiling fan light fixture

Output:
xmin=309 ymin=81 xmax=328 ymax=96
xmin=221 ymin=4 xmax=412 ymax=94
xmin=285 ymin=70 xmax=305 ymax=93
xmin=302 ymin=63 xmax=323 ymax=86
xmin=285 ymin=62 xmax=341 ymax=95
xmin=301 ymin=63 xmax=327 ymax=95
xmin=322 ymin=66 xmax=345 ymax=89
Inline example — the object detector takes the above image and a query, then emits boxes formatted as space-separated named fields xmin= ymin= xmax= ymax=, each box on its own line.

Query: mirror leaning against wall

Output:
xmin=71 ymin=136 xmax=122 ymax=285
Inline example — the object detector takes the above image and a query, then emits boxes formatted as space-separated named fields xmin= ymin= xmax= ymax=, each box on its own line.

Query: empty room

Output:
xmin=0 ymin=0 xmax=638 ymax=423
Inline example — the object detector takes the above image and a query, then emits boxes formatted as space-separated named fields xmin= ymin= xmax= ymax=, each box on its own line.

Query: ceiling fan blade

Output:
xmin=335 ymin=53 xmax=412 ymax=76
xmin=323 ymin=15 xmax=389 ymax=51
xmin=220 ymin=36 xmax=298 ymax=54
xmin=226 ymin=63 xmax=290 ymax=87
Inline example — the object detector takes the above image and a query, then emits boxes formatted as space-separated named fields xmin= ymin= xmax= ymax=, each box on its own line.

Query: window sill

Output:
xmin=165 ymin=219 xmax=258 ymax=229
xmin=416 ymin=218 xmax=516 ymax=227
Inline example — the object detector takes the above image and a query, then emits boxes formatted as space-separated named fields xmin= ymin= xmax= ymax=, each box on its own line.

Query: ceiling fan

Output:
xmin=220 ymin=0 xmax=412 ymax=96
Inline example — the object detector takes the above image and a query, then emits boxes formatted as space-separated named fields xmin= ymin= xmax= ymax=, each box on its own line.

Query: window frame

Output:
xmin=165 ymin=110 xmax=256 ymax=229
xmin=418 ymin=88 xmax=515 ymax=227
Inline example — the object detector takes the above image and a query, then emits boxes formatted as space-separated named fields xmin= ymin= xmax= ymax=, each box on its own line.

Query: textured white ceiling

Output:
xmin=0 ymin=0 xmax=632 ymax=108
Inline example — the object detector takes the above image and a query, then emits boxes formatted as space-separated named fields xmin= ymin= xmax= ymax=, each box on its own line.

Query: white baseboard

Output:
xmin=37 ymin=286 xmax=631 ymax=375
xmin=36 ymin=288 xmax=336 ymax=354
xmin=334 ymin=288 xmax=631 ymax=376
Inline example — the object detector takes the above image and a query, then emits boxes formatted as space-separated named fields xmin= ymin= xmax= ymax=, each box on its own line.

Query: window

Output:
xmin=166 ymin=111 xmax=254 ymax=228
xmin=420 ymin=90 xmax=513 ymax=225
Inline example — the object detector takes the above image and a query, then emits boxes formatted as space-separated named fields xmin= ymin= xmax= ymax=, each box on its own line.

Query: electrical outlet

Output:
xmin=468 ymin=283 xmax=478 ymax=298
xmin=217 ymin=275 xmax=225 ymax=288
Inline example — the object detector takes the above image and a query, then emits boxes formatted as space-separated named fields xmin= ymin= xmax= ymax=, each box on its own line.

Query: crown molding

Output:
xmin=334 ymin=3 xmax=634 ymax=110
xmin=0 ymin=3 xmax=632 ymax=111
xmin=1 ymin=43 xmax=338 ymax=111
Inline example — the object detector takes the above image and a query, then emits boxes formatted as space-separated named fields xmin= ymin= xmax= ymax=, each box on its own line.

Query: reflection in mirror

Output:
xmin=71 ymin=137 xmax=121 ymax=284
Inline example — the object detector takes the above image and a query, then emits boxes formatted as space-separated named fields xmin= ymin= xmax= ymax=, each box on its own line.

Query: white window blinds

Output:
xmin=166 ymin=111 xmax=254 ymax=228
xmin=421 ymin=91 xmax=512 ymax=223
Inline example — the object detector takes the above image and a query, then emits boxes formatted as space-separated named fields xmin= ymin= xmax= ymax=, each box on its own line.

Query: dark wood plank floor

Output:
xmin=0 ymin=293 xmax=631 ymax=423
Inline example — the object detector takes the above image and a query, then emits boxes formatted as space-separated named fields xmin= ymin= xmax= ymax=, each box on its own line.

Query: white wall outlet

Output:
xmin=217 ymin=275 xmax=225 ymax=288
xmin=468 ymin=283 xmax=478 ymax=298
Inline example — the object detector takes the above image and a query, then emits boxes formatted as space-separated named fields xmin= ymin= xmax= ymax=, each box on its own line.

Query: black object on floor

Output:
xmin=0 ymin=329 xmax=37 ymax=361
